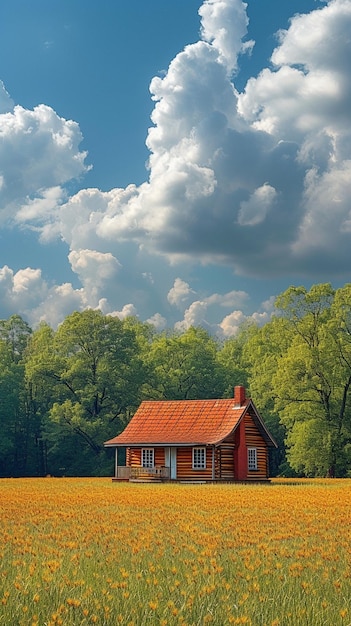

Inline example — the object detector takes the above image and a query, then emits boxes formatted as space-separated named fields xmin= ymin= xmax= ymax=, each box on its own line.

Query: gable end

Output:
xmin=245 ymin=401 xmax=277 ymax=448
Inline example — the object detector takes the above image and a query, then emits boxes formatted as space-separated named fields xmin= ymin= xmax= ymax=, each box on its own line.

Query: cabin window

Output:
xmin=142 ymin=448 xmax=154 ymax=468
xmin=192 ymin=447 xmax=206 ymax=470
xmin=248 ymin=447 xmax=258 ymax=471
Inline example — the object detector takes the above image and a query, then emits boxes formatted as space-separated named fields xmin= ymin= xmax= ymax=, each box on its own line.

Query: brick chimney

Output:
xmin=234 ymin=385 xmax=246 ymax=406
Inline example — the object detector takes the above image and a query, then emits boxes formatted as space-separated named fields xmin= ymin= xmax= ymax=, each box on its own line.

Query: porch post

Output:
xmin=212 ymin=446 xmax=215 ymax=480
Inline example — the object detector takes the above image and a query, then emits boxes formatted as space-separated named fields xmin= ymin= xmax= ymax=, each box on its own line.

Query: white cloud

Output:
xmin=238 ymin=183 xmax=277 ymax=226
xmin=219 ymin=309 xmax=247 ymax=337
xmin=1 ymin=0 xmax=351 ymax=330
xmin=0 ymin=263 xmax=120 ymax=329
xmin=16 ymin=186 xmax=64 ymax=222
xmin=219 ymin=296 xmax=276 ymax=338
xmin=0 ymin=266 xmax=47 ymax=310
xmin=205 ymin=289 xmax=248 ymax=308
xmin=69 ymin=249 xmax=120 ymax=283
xmin=292 ymin=161 xmax=351 ymax=261
xmin=0 ymin=102 xmax=89 ymax=225
xmin=91 ymin=0 xmax=350 ymax=277
xmin=0 ymin=265 xmax=85 ymax=328
xmin=146 ymin=312 xmax=167 ymax=331
xmin=67 ymin=248 xmax=121 ymax=307
xmin=175 ymin=300 xmax=208 ymax=331
xmin=33 ymin=283 xmax=86 ymax=328
xmin=172 ymin=286 xmax=250 ymax=335
xmin=199 ymin=0 xmax=254 ymax=72
xmin=109 ymin=303 xmax=138 ymax=320
xmin=167 ymin=278 xmax=195 ymax=308
xmin=19 ymin=0 xmax=351 ymax=282
xmin=0 ymin=265 xmax=15 ymax=294
xmin=238 ymin=1 xmax=351 ymax=143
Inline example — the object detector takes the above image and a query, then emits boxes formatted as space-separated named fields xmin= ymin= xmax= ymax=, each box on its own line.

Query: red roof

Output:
xmin=105 ymin=397 xmax=252 ymax=446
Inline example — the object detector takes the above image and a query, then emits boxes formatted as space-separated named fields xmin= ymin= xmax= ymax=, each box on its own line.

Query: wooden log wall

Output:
xmin=176 ymin=447 xmax=213 ymax=481
xmin=128 ymin=448 xmax=141 ymax=466
xmin=216 ymin=444 xmax=235 ymax=480
xmin=244 ymin=412 xmax=268 ymax=479
xmin=127 ymin=448 xmax=165 ymax=467
xmin=154 ymin=448 xmax=165 ymax=466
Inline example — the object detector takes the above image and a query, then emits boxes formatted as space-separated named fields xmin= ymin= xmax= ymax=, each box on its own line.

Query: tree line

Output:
xmin=1 ymin=282 xmax=351 ymax=478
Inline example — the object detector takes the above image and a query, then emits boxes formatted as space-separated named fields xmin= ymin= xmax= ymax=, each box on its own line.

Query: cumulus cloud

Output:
xmin=0 ymin=100 xmax=89 ymax=226
xmin=33 ymin=0 xmax=350 ymax=282
xmin=1 ymin=0 xmax=351 ymax=331
xmin=109 ymin=303 xmax=138 ymax=320
xmin=219 ymin=309 xmax=248 ymax=337
xmin=199 ymin=0 xmax=254 ymax=72
xmin=172 ymin=283 xmax=251 ymax=334
xmin=33 ymin=283 xmax=87 ymax=328
xmin=65 ymin=249 xmax=122 ymax=310
xmin=0 ymin=265 xmax=84 ymax=327
xmin=146 ymin=312 xmax=167 ymax=331
xmin=0 ymin=266 xmax=47 ymax=310
xmin=0 ymin=263 xmax=125 ymax=329
xmin=175 ymin=300 xmax=208 ymax=331
xmin=205 ymin=289 xmax=248 ymax=308
xmin=167 ymin=278 xmax=195 ymax=308
xmin=219 ymin=296 xmax=276 ymax=338
xmin=68 ymin=249 xmax=121 ymax=287
xmin=16 ymin=186 xmax=65 ymax=222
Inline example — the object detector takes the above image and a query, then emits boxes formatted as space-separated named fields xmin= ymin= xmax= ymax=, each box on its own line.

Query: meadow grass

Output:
xmin=1 ymin=477 xmax=351 ymax=625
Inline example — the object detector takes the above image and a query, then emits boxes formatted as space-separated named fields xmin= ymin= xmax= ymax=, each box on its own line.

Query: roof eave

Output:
xmin=105 ymin=441 xmax=221 ymax=447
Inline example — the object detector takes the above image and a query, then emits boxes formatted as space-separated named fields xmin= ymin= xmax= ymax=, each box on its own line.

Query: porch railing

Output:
xmin=115 ymin=466 xmax=170 ymax=480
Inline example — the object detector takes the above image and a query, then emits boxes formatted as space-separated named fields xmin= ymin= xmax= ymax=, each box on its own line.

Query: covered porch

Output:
xmin=110 ymin=444 xmax=236 ymax=482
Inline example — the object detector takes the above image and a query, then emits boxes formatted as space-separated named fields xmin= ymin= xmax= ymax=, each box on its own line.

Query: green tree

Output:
xmin=0 ymin=341 xmax=21 ymax=475
xmin=24 ymin=322 xmax=61 ymax=475
xmin=273 ymin=283 xmax=351 ymax=477
xmin=217 ymin=321 xmax=256 ymax=396
xmin=0 ymin=314 xmax=32 ymax=362
xmin=144 ymin=326 xmax=226 ymax=400
xmin=0 ymin=315 xmax=33 ymax=476
xmin=242 ymin=317 xmax=293 ymax=475
xmin=25 ymin=310 xmax=147 ymax=475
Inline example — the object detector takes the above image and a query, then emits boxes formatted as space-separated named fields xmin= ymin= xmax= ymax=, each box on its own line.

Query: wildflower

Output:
xmin=149 ymin=600 xmax=158 ymax=610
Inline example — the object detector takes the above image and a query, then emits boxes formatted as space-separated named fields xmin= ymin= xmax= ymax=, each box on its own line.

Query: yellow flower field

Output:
xmin=1 ymin=478 xmax=351 ymax=625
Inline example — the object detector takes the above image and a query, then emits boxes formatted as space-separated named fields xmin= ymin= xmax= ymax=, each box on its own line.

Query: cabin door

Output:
xmin=165 ymin=447 xmax=177 ymax=479
xmin=170 ymin=448 xmax=177 ymax=480
xmin=170 ymin=448 xmax=177 ymax=479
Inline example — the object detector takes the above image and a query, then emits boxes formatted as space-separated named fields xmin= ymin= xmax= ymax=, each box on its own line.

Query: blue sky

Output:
xmin=1 ymin=0 xmax=350 ymax=335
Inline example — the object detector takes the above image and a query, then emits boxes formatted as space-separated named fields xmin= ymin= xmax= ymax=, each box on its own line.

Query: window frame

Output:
xmin=141 ymin=448 xmax=154 ymax=468
xmin=192 ymin=446 xmax=206 ymax=470
xmin=248 ymin=447 xmax=258 ymax=471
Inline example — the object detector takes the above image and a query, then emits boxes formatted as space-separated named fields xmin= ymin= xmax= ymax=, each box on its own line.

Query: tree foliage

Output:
xmin=0 ymin=315 xmax=33 ymax=476
xmin=2 ymin=283 xmax=351 ymax=477
xmin=255 ymin=284 xmax=351 ymax=476
xmin=25 ymin=311 xmax=148 ymax=475
xmin=143 ymin=326 xmax=226 ymax=400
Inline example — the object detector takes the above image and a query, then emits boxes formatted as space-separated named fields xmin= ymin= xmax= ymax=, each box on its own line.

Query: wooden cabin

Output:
xmin=104 ymin=385 xmax=277 ymax=482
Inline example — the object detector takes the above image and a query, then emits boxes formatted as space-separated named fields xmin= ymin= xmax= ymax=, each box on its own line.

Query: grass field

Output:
xmin=1 ymin=478 xmax=351 ymax=625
